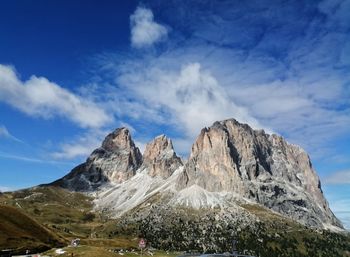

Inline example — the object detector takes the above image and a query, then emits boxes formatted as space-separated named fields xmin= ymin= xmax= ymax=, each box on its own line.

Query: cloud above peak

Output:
xmin=0 ymin=64 xmax=112 ymax=129
xmin=88 ymin=0 xmax=350 ymax=161
xmin=51 ymin=129 xmax=105 ymax=159
xmin=130 ymin=6 xmax=168 ymax=48
xmin=116 ymin=60 xmax=265 ymax=139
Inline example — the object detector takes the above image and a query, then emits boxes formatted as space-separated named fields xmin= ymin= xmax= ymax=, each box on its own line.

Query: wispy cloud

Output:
xmin=0 ymin=186 xmax=15 ymax=192
xmin=92 ymin=55 xmax=269 ymax=155
xmin=336 ymin=212 xmax=350 ymax=230
xmin=0 ymin=152 xmax=73 ymax=165
xmin=4 ymin=1 xmax=347 ymax=164
xmin=117 ymin=62 xmax=266 ymax=138
xmin=91 ymin=0 xmax=350 ymax=160
xmin=330 ymin=198 xmax=350 ymax=230
xmin=134 ymin=140 xmax=146 ymax=154
xmin=323 ymin=170 xmax=350 ymax=185
xmin=130 ymin=6 xmax=168 ymax=48
xmin=0 ymin=125 xmax=22 ymax=143
xmin=0 ymin=64 xmax=113 ymax=129
xmin=51 ymin=129 xmax=106 ymax=159
xmin=50 ymin=122 xmax=149 ymax=159
xmin=323 ymin=184 xmax=350 ymax=229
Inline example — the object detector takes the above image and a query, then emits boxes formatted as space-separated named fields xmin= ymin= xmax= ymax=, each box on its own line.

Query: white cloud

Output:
xmin=323 ymin=170 xmax=350 ymax=185
xmin=0 ymin=125 xmax=22 ymax=142
xmin=0 ymin=152 xmax=72 ymax=165
xmin=51 ymin=143 xmax=96 ymax=160
xmin=228 ymin=77 xmax=350 ymax=154
xmin=51 ymin=129 xmax=106 ymax=159
xmin=91 ymin=0 xmax=350 ymax=162
xmin=134 ymin=140 xmax=146 ymax=154
xmin=0 ymin=186 xmax=14 ymax=192
xmin=328 ymin=198 xmax=350 ymax=229
xmin=51 ymin=120 xmax=144 ymax=160
xmin=323 ymin=184 xmax=350 ymax=229
xmin=0 ymin=125 xmax=11 ymax=138
xmin=336 ymin=212 xmax=350 ymax=230
xmin=172 ymin=137 xmax=193 ymax=157
xmin=0 ymin=64 xmax=112 ymax=128
xmin=93 ymin=40 xmax=350 ymax=160
xmin=331 ymin=198 xmax=350 ymax=213
xmin=118 ymin=62 xmax=266 ymax=139
xmin=119 ymin=121 xmax=136 ymax=134
xmin=130 ymin=6 xmax=168 ymax=48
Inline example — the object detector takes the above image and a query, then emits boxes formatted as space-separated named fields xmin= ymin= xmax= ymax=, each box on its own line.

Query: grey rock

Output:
xmin=177 ymin=119 xmax=342 ymax=228
xmin=54 ymin=118 xmax=343 ymax=230
xmin=53 ymin=127 xmax=142 ymax=191
xmin=142 ymin=135 xmax=183 ymax=179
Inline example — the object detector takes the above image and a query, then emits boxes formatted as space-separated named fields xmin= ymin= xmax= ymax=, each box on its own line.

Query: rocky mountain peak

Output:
xmin=101 ymin=127 xmax=134 ymax=152
xmin=55 ymin=119 xmax=342 ymax=230
xmin=177 ymin=119 xmax=342 ymax=228
xmin=181 ymin=121 xmax=244 ymax=192
xmin=143 ymin=135 xmax=173 ymax=160
xmin=53 ymin=127 xmax=142 ymax=190
xmin=142 ymin=135 xmax=182 ymax=179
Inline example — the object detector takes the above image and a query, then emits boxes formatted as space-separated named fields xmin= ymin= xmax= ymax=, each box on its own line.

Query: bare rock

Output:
xmin=142 ymin=135 xmax=182 ymax=179
xmin=54 ymin=119 xmax=343 ymax=230
xmin=53 ymin=128 xmax=142 ymax=191
xmin=177 ymin=119 xmax=342 ymax=228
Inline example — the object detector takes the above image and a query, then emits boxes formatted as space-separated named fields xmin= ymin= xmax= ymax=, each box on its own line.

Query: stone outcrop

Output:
xmin=142 ymin=135 xmax=182 ymax=179
xmin=178 ymin=120 xmax=274 ymax=192
xmin=53 ymin=128 xmax=142 ymax=190
xmin=54 ymin=130 xmax=182 ymax=190
xmin=177 ymin=119 xmax=341 ymax=227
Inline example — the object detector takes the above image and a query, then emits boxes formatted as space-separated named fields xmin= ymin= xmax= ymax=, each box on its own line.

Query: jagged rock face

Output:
xmin=54 ymin=128 xmax=142 ymax=190
xmin=178 ymin=120 xmax=274 ymax=192
xmin=87 ymin=128 xmax=142 ymax=183
xmin=142 ymin=135 xmax=182 ymax=179
xmin=269 ymin=134 xmax=325 ymax=207
xmin=54 ymin=119 xmax=343 ymax=230
xmin=177 ymin=119 xmax=341 ymax=228
xmin=178 ymin=127 xmax=243 ymax=192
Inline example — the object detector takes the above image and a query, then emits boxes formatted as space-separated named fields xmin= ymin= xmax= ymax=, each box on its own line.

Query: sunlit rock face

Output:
xmin=177 ymin=119 xmax=341 ymax=228
xmin=53 ymin=128 xmax=142 ymax=190
xmin=142 ymin=135 xmax=183 ymax=179
xmin=54 ymin=118 xmax=343 ymax=230
xmin=97 ymin=127 xmax=143 ymax=182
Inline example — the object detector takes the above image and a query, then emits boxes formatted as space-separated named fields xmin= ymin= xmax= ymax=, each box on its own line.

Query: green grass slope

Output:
xmin=0 ymin=186 xmax=96 ymax=239
xmin=0 ymin=205 xmax=64 ymax=254
xmin=0 ymin=186 xmax=136 ymax=249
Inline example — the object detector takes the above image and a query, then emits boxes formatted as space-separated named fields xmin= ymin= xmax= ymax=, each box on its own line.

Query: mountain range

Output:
xmin=53 ymin=118 xmax=342 ymax=231
xmin=2 ymin=118 xmax=350 ymax=256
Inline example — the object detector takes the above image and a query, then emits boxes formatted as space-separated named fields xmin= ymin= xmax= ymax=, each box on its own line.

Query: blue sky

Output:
xmin=0 ymin=0 xmax=349 ymax=228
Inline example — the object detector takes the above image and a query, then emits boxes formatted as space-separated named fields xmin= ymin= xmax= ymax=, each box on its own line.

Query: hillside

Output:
xmin=0 ymin=186 xmax=93 ymax=237
xmin=0 ymin=205 xmax=64 ymax=254
xmin=0 ymin=185 xmax=349 ymax=256
xmin=50 ymin=118 xmax=350 ymax=256
xmin=102 ymin=192 xmax=350 ymax=257
xmin=0 ymin=186 xmax=138 ymax=250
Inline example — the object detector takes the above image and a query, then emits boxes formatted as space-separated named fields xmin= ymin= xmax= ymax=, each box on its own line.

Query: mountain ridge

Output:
xmin=53 ymin=118 xmax=343 ymax=231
